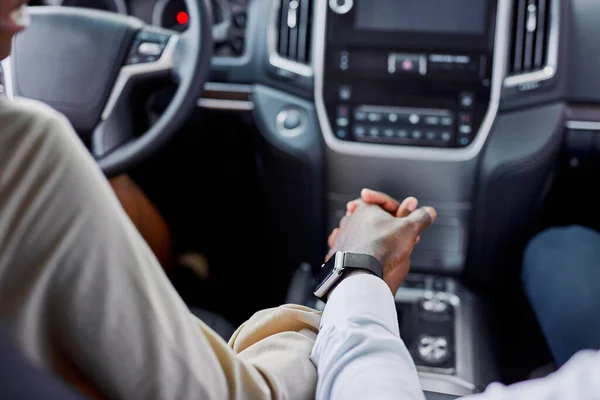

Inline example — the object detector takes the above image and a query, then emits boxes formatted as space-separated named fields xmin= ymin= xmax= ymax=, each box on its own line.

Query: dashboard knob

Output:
xmin=329 ymin=0 xmax=353 ymax=15
xmin=417 ymin=335 xmax=450 ymax=365
xmin=276 ymin=107 xmax=307 ymax=138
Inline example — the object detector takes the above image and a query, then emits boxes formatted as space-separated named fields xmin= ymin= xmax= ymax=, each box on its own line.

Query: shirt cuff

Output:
xmin=320 ymin=274 xmax=399 ymax=337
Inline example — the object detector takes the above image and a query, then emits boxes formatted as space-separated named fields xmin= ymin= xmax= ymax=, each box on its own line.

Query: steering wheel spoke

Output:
xmin=92 ymin=28 xmax=180 ymax=160
xmin=11 ymin=3 xmax=212 ymax=177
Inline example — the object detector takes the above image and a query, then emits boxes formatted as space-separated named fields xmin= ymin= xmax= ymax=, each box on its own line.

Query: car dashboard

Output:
xmin=25 ymin=0 xmax=600 ymax=397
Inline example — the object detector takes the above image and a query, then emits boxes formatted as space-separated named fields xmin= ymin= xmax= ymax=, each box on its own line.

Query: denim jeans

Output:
xmin=522 ymin=225 xmax=600 ymax=366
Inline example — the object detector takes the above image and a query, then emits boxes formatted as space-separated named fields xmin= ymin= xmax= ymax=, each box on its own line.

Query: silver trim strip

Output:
xmin=565 ymin=120 xmax=600 ymax=131
xmin=419 ymin=372 xmax=477 ymax=395
xmin=204 ymin=82 xmax=252 ymax=93
xmin=313 ymin=0 xmax=511 ymax=161
xmin=1 ymin=57 xmax=14 ymax=99
xmin=267 ymin=0 xmax=314 ymax=77
xmin=197 ymin=98 xmax=254 ymax=111
xmin=504 ymin=0 xmax=560 ymax=87
xmin=101 ymin=34 xmax=179 ymax=120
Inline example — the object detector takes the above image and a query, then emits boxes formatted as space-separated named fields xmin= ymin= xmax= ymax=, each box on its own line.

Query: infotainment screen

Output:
xmin=355 ymin=0 xmax=486 ymax=35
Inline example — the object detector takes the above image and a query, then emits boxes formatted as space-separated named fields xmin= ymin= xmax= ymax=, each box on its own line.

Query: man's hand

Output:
xmin=328 ymin=189 xmax=422 ymax=249
xmin=326 ymin=201 xmax=435 ymax=294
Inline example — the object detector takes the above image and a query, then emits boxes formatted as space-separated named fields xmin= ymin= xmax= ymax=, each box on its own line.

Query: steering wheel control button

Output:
xmin=138 ymin=42 xmax=163 ymax=57
xmin=417 ymin=336 xmax=451 ymax=365
xmin=126 ymin=31 xmax=171 ymax=65
xmin=276 ymin=107 xmax=306 ymax=138
xmin=329 ymin=0 xmax=353 ymax=15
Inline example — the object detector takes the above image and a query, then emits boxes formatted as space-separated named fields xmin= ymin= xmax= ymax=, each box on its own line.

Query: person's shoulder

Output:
xmin=0 ymin=98 xmax=68 ymax=127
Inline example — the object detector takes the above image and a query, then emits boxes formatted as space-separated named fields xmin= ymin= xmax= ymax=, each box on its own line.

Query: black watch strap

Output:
xmin=342 ymin=253 xmax=384 ymax=279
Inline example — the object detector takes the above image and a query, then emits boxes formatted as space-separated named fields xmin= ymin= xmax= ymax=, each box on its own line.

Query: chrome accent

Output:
xmin=1 ymin=57 xmax=14 ymax=99
xmin=267 ymin=0 xmax=314 ymax=77
xmin=328 ymin=0 xmax=353 ymax=15
xmin=197 ymin=98 xmax=254 ymax=111
xmin=526 ymin=4 xmax=537 ymax=32
xmin=287 ymin=0 xmax=299 ymax=28
xmin=419 ymin=373 xmax=476 ymax=396
xmin=504 ymin=0 xmax=559 ymax=88
xmin=276 ymin=106 xmax=307 ymax=138
xmin=313 ymin=252 xmax=344 ymax=299
xmin=313 ymin=0 xmax=511 ymax=161
xmin=101 ymin=34 xmax=178 ymax=120
xmin=204 ymin=82 xmax=253 ymax=93
xmin=566 ymin=120 xmax=600 ymax=131
xmin=198 ymin=82 xmax=254 ymax=110
xmin=418 ymin=336 xmax=451 ymax=365
xmin=419 ymin=54 xmax=428 ymax=76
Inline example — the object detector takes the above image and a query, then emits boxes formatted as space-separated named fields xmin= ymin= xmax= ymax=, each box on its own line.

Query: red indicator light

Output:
xmin=176 ymin=11 xmax=189 ymax=25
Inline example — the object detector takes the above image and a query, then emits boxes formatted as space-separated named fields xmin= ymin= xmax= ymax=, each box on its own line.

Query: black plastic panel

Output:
xmin=251 ymin=84 xmax=326 ymax=272
xmin=468 ymin=103 xmax=565 ymax=288
xmin=500 ymin=0 xmax=570 ymax=111
xmin=566 ymin=0 xmax=600 ymax=103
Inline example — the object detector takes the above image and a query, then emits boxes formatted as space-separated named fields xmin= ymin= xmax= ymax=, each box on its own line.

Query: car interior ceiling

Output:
xmin=11 ymin=0 xmax=600 ymax=398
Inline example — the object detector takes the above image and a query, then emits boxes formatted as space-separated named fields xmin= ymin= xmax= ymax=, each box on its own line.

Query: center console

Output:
xmin=322 ymin=0 xmax=497 ymax=148
xmin=303 ymin=272 xmax=496 ymax=397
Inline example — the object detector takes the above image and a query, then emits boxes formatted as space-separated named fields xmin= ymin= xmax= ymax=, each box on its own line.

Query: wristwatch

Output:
xmin=313 ymin=251 xmax=384 ymax=302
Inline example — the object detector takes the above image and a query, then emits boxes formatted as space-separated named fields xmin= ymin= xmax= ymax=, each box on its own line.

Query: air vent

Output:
xmin=276 ymin=0 xmax=313 ymax=65
xmin=506 ymin=0 xmax=557 ymax=87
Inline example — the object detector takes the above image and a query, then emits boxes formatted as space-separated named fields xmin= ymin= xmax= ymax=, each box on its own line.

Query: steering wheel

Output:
xmin=3 ymin=1 xmax=212 ymax=177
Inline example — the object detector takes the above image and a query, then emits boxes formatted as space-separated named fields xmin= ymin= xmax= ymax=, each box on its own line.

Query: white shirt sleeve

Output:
xmin=310 ymin=274 xmax=425 ymax=400
xmin=462 ymin=350 xmax=600 ymax=400
xmin=310 ymin=274 xmax=600 ymax=400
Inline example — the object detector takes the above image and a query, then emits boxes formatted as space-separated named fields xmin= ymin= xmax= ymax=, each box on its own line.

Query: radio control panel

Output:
xmin=331 ymin=87 xmax=482 ymax=148
xmin=320 ymin=0 xmax=496 ymax=149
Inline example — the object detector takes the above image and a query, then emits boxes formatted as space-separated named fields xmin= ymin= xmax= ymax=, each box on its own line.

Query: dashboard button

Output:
xmin=383 ymin=128 xmax=395 ymax=137
xmin=337 ymin=105 xmax=349 ymax=117
xmin=425 ymin=131 xmax=437 ymax=140
xmin=354 ymin=126 xmax=366 ymax=137
xmin=339 ymin=86 xmax=352 ymax=100
xmin=441 ymin=132 xmax=452 ymax=142
xmin=367 ymin=113 xmax=383 ymax=122
xmin=460 ymin=92 xmax=474 ymax=108
xmin=411 ymin=130 xmax=423 ymax=140
xmin=336 ymin=129 xmax=348 ymax=139
xmin=459 ymin=125 xmax=472 ymax=135
xmin=355 ymin=111 xmax=367 ymax=121
xmin=388 ymin=113 xmax=399 ymax=123
xmin=409 ymin=113 xmax=420 ymax=125
xmin=388 ymin=53 xmax=424 ymax=75
xmin=338 ymin=50 xmax=350 ymax=70
xmin=424 ymin=116 xmax=440 ymax=126
xmin=440 ymin=116 xmax=454 ymax=126
xmin=396 ymin=129 xmax=409 ymax=138
xmin=369 ymin=127 xmax=381 ymax=137
xmin=329 ymin=0 xmax=354 ymax=15
xmin=459 ymin=136 xmax=471 ymax=146
xmin=336 ymin=117 xmax=349 ymax=127
xmin=459 ymin=112 xmax=472 ymax=124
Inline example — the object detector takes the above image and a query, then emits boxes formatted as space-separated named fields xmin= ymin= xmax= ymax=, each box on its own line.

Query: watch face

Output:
xmin=314 ymin=254 xmax=338 ymax=291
